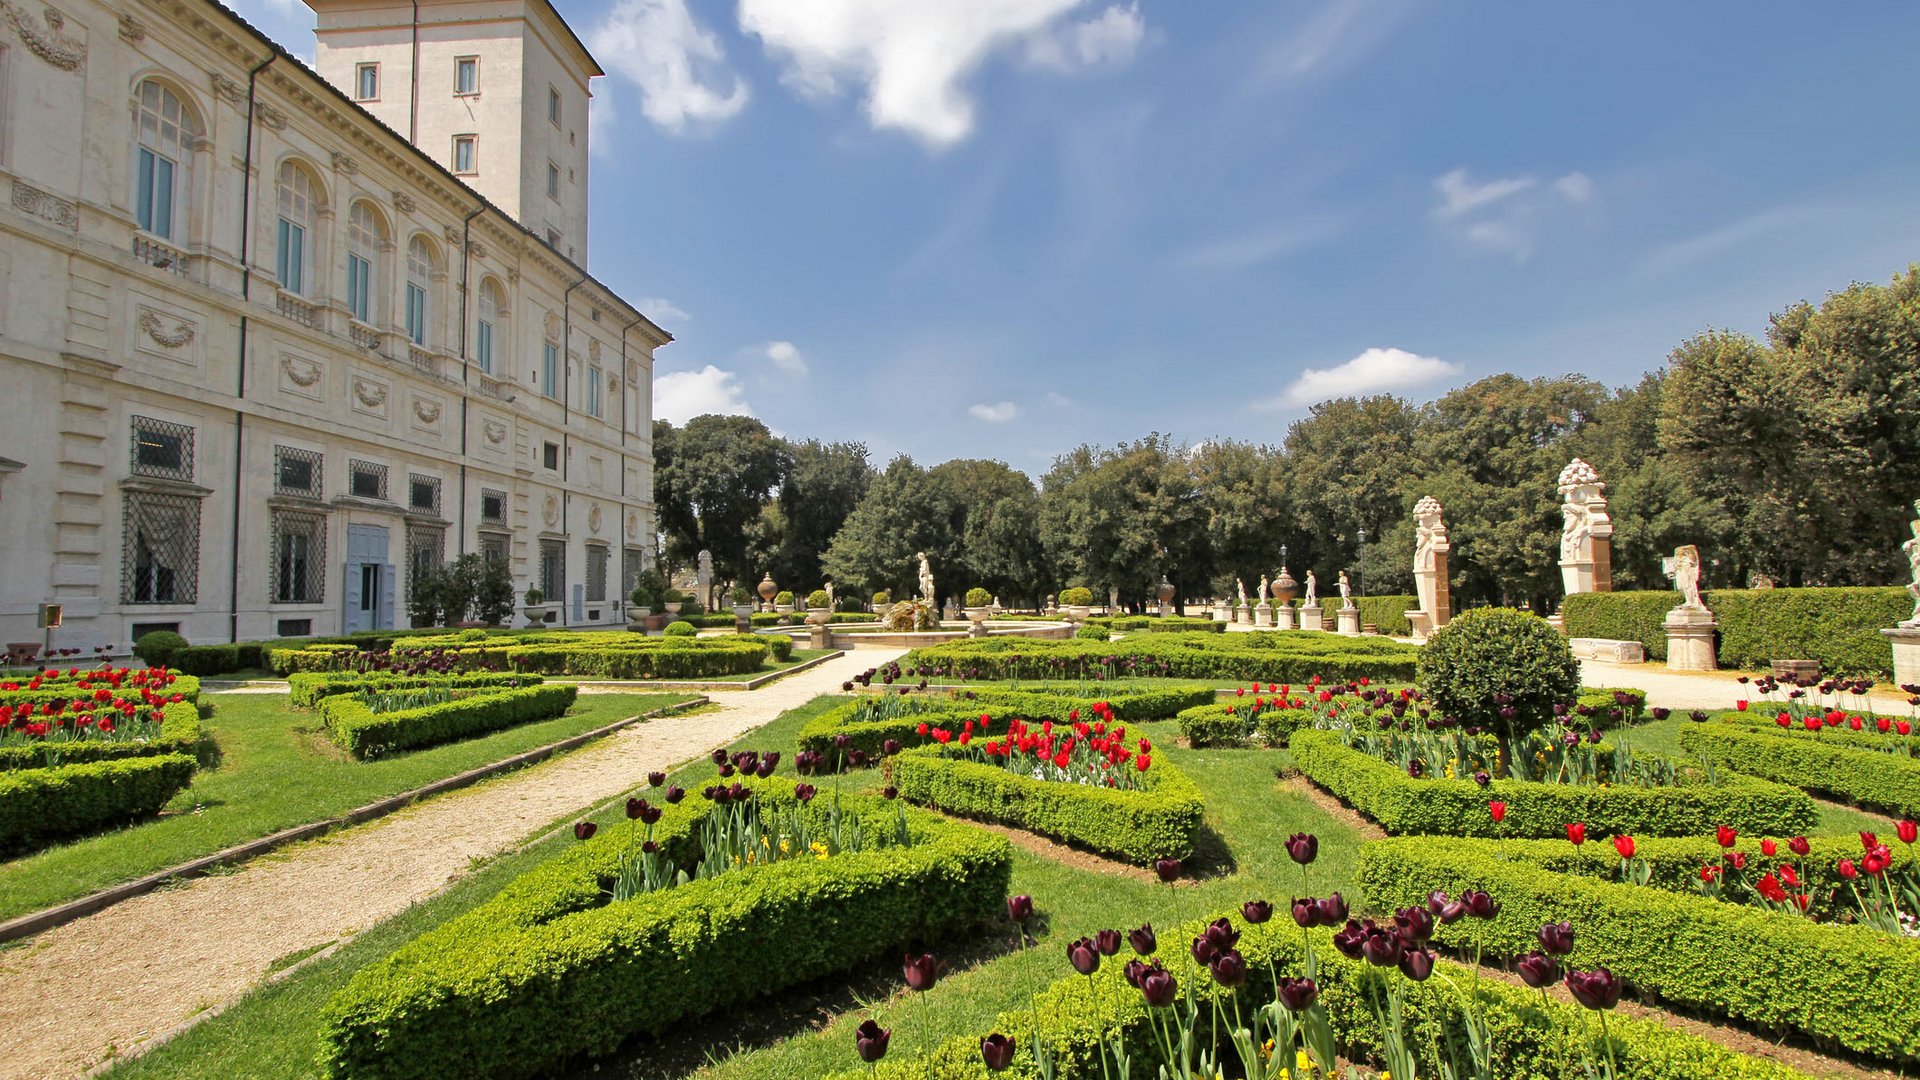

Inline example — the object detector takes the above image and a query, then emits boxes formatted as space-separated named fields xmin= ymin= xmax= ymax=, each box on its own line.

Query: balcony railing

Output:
xmin=348 ymin=321 xmax=382 ymax=352
xmin=276 ymin=290 xmax=320 ymax=329
xmin=132 ymin=235 xmax=187 ymax=276
xmin=408 ymin=345 xmax=441 ymax=379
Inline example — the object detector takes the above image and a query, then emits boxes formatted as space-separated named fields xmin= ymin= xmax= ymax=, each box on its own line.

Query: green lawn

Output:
xmin=0 ymin=691 xmax=689 ymax=922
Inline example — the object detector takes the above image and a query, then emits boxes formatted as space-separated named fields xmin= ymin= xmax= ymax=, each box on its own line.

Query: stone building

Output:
xmin=0 ymin=0 xmax=668 ymax=650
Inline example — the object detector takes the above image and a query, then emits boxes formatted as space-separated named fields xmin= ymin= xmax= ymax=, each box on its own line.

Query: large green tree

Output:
xmin=651 ymin=415 xmax=789 ymax=600
xmin=751 ymin=439 xmax=874 ymax=595
xmin=1277 ymin=396 xmax=1421 ymax=594
xmin=821 ymin=455 xmax=961 ymax=600
xmin=1038 ymin=435 xmax=1211 ymax=610
xmin=928 ymin=459 xmax=1046 ymax=605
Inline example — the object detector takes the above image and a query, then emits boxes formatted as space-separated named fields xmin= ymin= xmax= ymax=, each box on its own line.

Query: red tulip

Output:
xmin=1716 ymin=825 xmax=1737 ymax=848
xmin=1899 ymin=820 xmax=1918 ymax=845
xmin=1760 ymin=839 xmax=1777 ymax=857
xmin=1611 ymin=834 xmax=1635 ymax=860
xmin=1488 ymin=801 xmax=1507 ymax=823
xmin=1135 ymin=754 xmax=1151 ymax=772
xmin=1788 ymin=836 xmax=1811 ymax=856
xmin=1565 ymin=822 xmax=1587 ymax=846
xmin=1838 ymin=858 xmax=1858 ymax=879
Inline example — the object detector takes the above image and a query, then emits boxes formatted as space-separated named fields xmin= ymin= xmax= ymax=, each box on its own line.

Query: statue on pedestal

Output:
xmin=824 ymin=580 xmax=835 ymax=610
xmin=1665 ymin=545 xmax=1705 ymax=611
xmin=1412 ymin=495 xmax=1452 ymax=629
xmin=1903 ymin=500 xmax=1920 ymax=627
xmin=1337 ymin=572 xmax=1354 ymax=609
xmin=1557 ymin=458 xmax=1614 ymax=596
xmin=1303 ymin=571 xmax=1318 ymax=607
xmin=1257 ymin=574 xmax=1270 ymax=602
xmin=1236 ymin=578 xmax=1247 ymax=605
xmin=916 ymin=552 xmax=936 ymax=607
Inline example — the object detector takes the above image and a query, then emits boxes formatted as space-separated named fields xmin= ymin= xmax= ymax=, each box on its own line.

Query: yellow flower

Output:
xmin=779 ymin=839 xmax=792 ymax=855
xmin=1297 ymin=1049 xmax=1311 ymax=1071
xmin=810 ymin=841 xmax=830 ymax=860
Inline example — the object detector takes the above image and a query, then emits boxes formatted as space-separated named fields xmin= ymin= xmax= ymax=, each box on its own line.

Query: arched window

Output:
xmin=405 ymin=236 xmax=436 ymax=346
xmin=133 ymin=80 xmax=202 ymax=240
xmin=346 ymin=202 xmax=388 ymax=325
xmin=275 ymin=162 xmax=321 ymax=294
xmin=476 ymin=277 xmax=504 ymax=373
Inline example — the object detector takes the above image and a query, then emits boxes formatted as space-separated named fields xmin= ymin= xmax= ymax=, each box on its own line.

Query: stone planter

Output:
xmin=733 ymin=603 xmax=755 ymax=633
xmin=627 ymin=606 xmax=651 ymax=631
xmin=806 ymin=607 xmax=832 ymax=626
xmin=1064 ymin=605 xmax=1091 ymax=623
xmin=523 ymin=603 xmax=556 ymax=627
xmin=964 ymin=606 xmax=992 ymax=638
xmin=775 ymin=604 xmax=795 ymax=616
xmin=664 ymin=602 xmax=683 ymax=617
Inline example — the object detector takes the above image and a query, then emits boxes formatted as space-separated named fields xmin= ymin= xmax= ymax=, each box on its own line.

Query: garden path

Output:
xmin=1581 ymin=658 xmax=1914 ymax=712
xmin=0 ymin=649 xmax=901 ymax=1080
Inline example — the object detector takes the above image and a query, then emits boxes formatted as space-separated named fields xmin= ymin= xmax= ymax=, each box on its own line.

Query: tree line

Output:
xmin=653 ymin=264 xmax=1920 ymax=612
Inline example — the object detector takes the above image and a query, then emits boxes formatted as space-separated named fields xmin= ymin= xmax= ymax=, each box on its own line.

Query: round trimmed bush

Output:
xmin=1418 ymin=608 xmax=1579 ymax=772
xmin=807 ymin=589 xmax=831 ymax=608
xmin=134 ymin=630 xmax=189 ymax=668
xmin=662 ymin=620 xmax=697 ymax=637
xmin=774 ymin=590 xmax=795 ymax=607
xmin=965 ymin=587 xmax=992 ymax=608
xmin=1074 ymin=623 xmax=1110 ymax=641
xmin=1059 ymin=587 xmax=1094 ymax=607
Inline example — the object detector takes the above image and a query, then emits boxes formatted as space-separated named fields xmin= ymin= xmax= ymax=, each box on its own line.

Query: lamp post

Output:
xmin=1355 ymin=526 xmax=1367 ymax=597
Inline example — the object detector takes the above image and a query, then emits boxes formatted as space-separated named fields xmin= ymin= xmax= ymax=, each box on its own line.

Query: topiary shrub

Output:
xmin=774 ymin=590 xmax=795 ymax=607
xmin=1075 ymin=623 xmax=1110 ymax=641
xmin=133 ymin=630 xmax=189 ymax=669
xmin=1059 ymin=587 xmax=1094 ymax=607
xmin=872 ymin=590 xmax=891 ymax=607
xmin=1417 ymin=608 xmax=1579 ymax=776
xmin=965 ymin=587 xmax=992 ymax=608
xmin=662 ymin=620 xmax=697 ymax=637
xmin=806 ymin=589 xmax=831 ymax=608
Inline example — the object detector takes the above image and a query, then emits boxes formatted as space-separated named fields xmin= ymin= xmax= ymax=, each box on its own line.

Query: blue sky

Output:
xmin=235 ymin=0 xmax=1920 ymax=473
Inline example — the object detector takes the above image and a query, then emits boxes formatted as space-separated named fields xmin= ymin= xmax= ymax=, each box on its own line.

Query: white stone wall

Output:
xmin=0 ymin=0 xmax=664 ymax=653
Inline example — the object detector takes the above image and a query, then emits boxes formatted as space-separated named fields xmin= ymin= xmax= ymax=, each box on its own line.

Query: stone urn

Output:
xmin=1157 ymin=576 xmax=1176 ymax=605
xmin=664 ymin=601 xmax=683 ymax=617
xmin=627 ymin=605 xmax=651 ymax=630
xmin=757 ymin=573 xmax=778 ymax=611
xmin=1273 ymin=566 xmax=1301 ymax=604
xmin=1064 ymin=605 xmax=1090 ymax=623
xmin=805 ymin=606 xmax=832 ymax=627
xmin=523 ymin=602 xmax=555 ymax=627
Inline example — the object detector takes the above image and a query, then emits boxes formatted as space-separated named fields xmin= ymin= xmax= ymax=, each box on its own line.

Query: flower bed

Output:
xmin=900 ymin=631 xmax=1418 ymax=684
xmin=889 ymin=732 xmax=1202 ymax=864
xmin=318 ymin=683 xmax=579 ymax=758
xmin=1290 ymin=728 xmax=1818 ymax=838
xmin=271 ymin=632 xmax=784 ymax=678
xmin=1680 ymin=723 xmax=1920 ymax=818
xmin=0 ymin=665 xmax=201 ymax=710
xmin=1356 ymin=836 xmax=1920 ymax=1062
xmin=316 ymin=777 xmax=1012 ymax=1080
xmin=796 ymin=687 xmax=1214 ymax=759
xmin=1180 ymin=682 xmax=1647 ymax=749
xmin=0 ymin=717 xmax=198 ymax=855
xmin=0 ymin=697 xmax=200 ymax=770
xmin=1716 ymin=708 xmax=1917 ymax=750
xmin=287 ymin=671 xmax=543 ymax=709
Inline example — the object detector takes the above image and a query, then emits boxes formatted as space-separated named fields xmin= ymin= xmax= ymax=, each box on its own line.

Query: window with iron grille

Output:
xmin=131 ymin=416 xmax=194 ymax=481
xmin=349 ymin=459 xmax=388 ymax=500
xmin=270 ymin=509 xmax=326 ymax=603
xmin=123 ymin=491 xmax=201 ymax=603
xmin=622 ymin=546 xmax=644 ymax=601
xmin=409 ymin=474 xmax=441 ymax=515
xmin=481 ymin=488 xmax=507 ymax=524
xmin=539 ymin=539 xmax=565 ymax=601
xmin=409 ymin=526 xmax=445 ymax=600
xmin=480 ymin=532 xmax=510 ymax=564
xmin=585 ymin=544 xmax=608 ymax=602
xmin=274 ymin=445 xmax=323 ymax=497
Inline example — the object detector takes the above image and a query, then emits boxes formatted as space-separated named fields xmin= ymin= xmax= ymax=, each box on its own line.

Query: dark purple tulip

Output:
xmin=794 ymin=783 xmax=816 ymax=803
xmin=1286 ymin=832 xmax=1319 ymax=865
xmin=1516 ymin=951 xmax=1560 ymax=989
xmin=711 ymin=748 xmax=728 ymax=766
xmin=903 ymin=952 xmax=940 ymax=992
xmin=718 ymin=764 xmax=736 ymax=778
xmin=1007 ymin=894 xmax=1034 ymax=924
xmin=848 ymin=749 xmax=870 ymax=769
xmin=763 ymin=751 xmax=781 ymax=769
xmin=1154 ymin=857 xmax=1181 ymax=883
xmin=854 ymin=1019 xmax=890 ymax=1063
xmin=1316 ymin=893 xmax=1349 ymax=925
xmin=626 ymin=797 xmax=646 ymax=820
xmin=834 ymin=733 xmax=853 ymax=750
xmin=1473 ymin=770 xmax=1491 ymax=787
xmin=664 ymin=785 xmax=685 ymax=804
xmin=727 ymin=782 xmax=748 ymax=802
xmin=1291 ymin=899 xmax=1318 ymax=928
xmin=881 ymin=786 xmax=899 ymax=800
xmin=647 ymin=771 xmax=666 ymax=788
xmin=1277 ymin=976 xmax=1318 ymax=1012
xmin=1095 ymin=928 xmax=1123 ymax=956
xmin=1209 ymin=949 xmax=1248 ymax=988
xmin=1538 ymin=921 xmax=1575 ymax=956
xmin=1123 ymin=959 xmax=1149 ymax=987
xmin=980 ymin=1033 xmax=1016 ymax=1072
xmin=1395 ymin=906 xmax=1435 ymax=942
xmin=1398 ymin=948 xmax=1435 ymax=982
xmin=1652 ymin=707 xmax=1671 ymax=721
xmin=1140 ymin=964 xmax=1179 ymax=1008
xmin=639 ymin=803 xmax=663 ymax=825
xmin=1204 ymin=917 xmax=1240 ymax=951
xmin=1242 ymin=899 xmax=1273 ymax=924
xmin=1189 ymin=935 xmax=1218 ymax=966
xmin=756 ymin=759 xmax=776 ymax=778
xmin=1566 ymin=968 xmax=1622 ymax=1010
xmin=883 ymin=739 xmax=903 ymax=756
xmin=1463 ymin=889 xmax=1500 ymax=920
xmin=1360 ymin=923 xmax=1403 ymax=967
xmin=1588 ymin=728 xmax=1603 ymax=745
xmin=842 ymin=681 xmax=855 ymax=692
xmin=1067 ymin=937 xmax=1101 ymax=976
xmin=573 ymin=820 xmax=597 ymax=841
xmin=1128 ymin=924 xmax=1157 ymax=956
xmin=1332 ymin=920 xmax=1367 ymax=960
xmin=1434 ymin=899 xmax=1467 ymax=925
xmin=641 ymin=839 xmax=658 ymax=854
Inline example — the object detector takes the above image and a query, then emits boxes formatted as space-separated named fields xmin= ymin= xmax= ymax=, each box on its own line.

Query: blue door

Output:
xmin=343 ymin=525 xmax=394 ymax=633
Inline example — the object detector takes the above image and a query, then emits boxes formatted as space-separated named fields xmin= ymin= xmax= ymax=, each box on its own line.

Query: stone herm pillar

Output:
xmin=1275 ymin=604 xmax=1296 ymax=631
xmin=1410 ymin=495 xmax=1451 ymax=642
xmin=1254 ymin=604 xmax=1273 ymax=627
xmin=1664 ymin=606 xmax=1718 ymax=671
xmin=1336 ymin=607 xmax=1361 ymax=635
xmin=1557 ymin=459 xmax=1614 ymax=598
xmin=1884 ymin=628 xmax=1920 ymax=689
xmin=1298 ymin=605 xmax=1323 ymax=632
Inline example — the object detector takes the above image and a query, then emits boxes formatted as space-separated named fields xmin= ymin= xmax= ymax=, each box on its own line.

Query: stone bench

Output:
xmin=1570 ymin=638 xmax=1646 ymax=663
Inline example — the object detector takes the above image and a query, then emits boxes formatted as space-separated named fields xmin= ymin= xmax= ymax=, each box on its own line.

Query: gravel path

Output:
xmin=0 ymin=649 xmax=897 ymax=1080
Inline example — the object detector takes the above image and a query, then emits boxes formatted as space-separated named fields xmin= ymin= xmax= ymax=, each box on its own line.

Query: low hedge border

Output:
xmin=1714 ymin=709 xmax=1919 ymax=750
xmin=0 ymin=699 xmax=201 ymax=771
xmin=796 ymin=688 xmax=1215 ymax=758
xmin=170 ymin=642 xmax=267 ymax=675
xmin=319 ymin=684 xmax=580 ymax=758
xmin=1290 ymin=728 xmax=1819 ymax=838
xmin=1562 ymin=587 xmax=1911 ymax=678
xmin=0 ymin=673 xmax=203 ymax=709
xmin=901 ymin=633 xmax=1418 ymax=684
xmin=287 ymin=671 xmax=544 ymax=709
xmin=1356 ymin=837 xmax=1920 ymax=1063
xmin=0 ymin=751 xmax=198 ymax=855
xmin=1177 ymin=685 xmax=1646 ymax=750
xmin=316 ymin=777 xmax=1014 ymax=1080
xmin=829 ymin=913 xmax=1810 ymax=1080
xmin=890 ymin=743 xmax=1203 ymax=863
xmin=273 ymin=635 xmax=782 ymax=678
xmin=1085 ymin=616 xmax=1224 ymax=634
xmin=1679 ymin=723 xmax=1920 ymax=819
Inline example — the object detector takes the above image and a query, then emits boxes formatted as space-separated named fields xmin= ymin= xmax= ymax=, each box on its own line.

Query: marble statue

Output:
xmin=824 ymin=580 xmax=834 ymax=610
xmin=1257 ymin=574 xmax=1270 ymax=602
xmin=1236 ymin=578 xmax=1247 ymax=604
xmin=1903 ymin=500 xmax=1920 ymax=625
xmin=1303 ymin=571 xmax=1318 ymax=606
xmin=1337 ymin=571 xmax=1353 ymax=609
xmin=1666 ymin=545 xmax=1704 ymax=610
xmin=696 ymin=550 xmax=713 ymax=604
xmin=1411 ymin=495 xmax=1452 ymax=632
xmin=916 ymin=552 xmax=936 ymax=606
xmin=1557 ymin=458 xmax=1614 ymax=595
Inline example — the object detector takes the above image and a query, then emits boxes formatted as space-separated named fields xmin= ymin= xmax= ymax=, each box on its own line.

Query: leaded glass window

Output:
xmin=123 ymin=491 xmax=200 ymax=603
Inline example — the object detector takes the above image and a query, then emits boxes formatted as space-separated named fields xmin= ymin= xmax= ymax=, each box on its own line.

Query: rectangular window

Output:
xmin=347 ymin=254 xmax=372 ymax=323
xmin=409 ymin=474 xmax=441 ymax=514
xmin=453 ymin=135 xmax=477 ymax=175
xmin=542 ymin=442 xmax=559 ymax=471
xmin=273 ymin=445 xmax=323 ymax=497
xmin=538 ymin=539 xmax=565 ymax=601
xmin=586 ymin=365 xmax=603 ymax=418
xmin=548 ymin=86 xmax=561 ymax=125
xmin=408 ymin=526 xmax=445 ymax=603
xmin=585 ymin=545 xmax=608 ymax=603
xmin=622 ymin=546 xmax=644 ymax=601
xmin=481 ymin=488 xmax=506 ymax=523
xmin=405 ymin=283 xmax=427 ymax=345
xmin=271 ymin=510 xmax=326 ymax=604
xmin=276 ymin=618 xmax=313 ymax=637
xmin=547 ymin=163 xmax=559 ymax=199
xmin=135 ymin=147 xmax=175 ymax=239
xmin=480 ymin=533 xmax=509 ymax=564
xmin=454 ymin=56 xmax=477 ymax=95
xmin=131 ymin=416 xmax=194 ymax=481
xmin=541 ymin=342 xmax=558 ymax=398
xmin=355 ymin=63 xmax=379 ymax=101
xmin=123 ymin=491 xmax=201 ymax=604
xmin=349 ymin=459 xmax=388 ymax=500
xmin=475 ymin=319 xmax=493 ymax=373
xmin=276 ymin=217 xmax=305 ymax=294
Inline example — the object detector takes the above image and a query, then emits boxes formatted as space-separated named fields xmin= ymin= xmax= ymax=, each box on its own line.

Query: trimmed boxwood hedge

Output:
xmin=0 ymin=672 xmax=203 ymax=710
xmin=0 ymin=698 xmax=201 ymax=771
xmin=169 ymin=642 xmax=268 ymax=675
xmin=276 ymin=634 xmax=783 ymax=679
xmin=1356 ymin=837 xmax=1920 ymax=1063
xmin=287 ymin=671 xmax=543 ymax=708
xmin=1084 ymin=615 xmax=1223 ymax=633
xmin=902 ymin=632 xmax=1418 ymax=684
xmin=1680 ymin=723 xmax=1920 ymax=818
xmin=1354 ymin=593 xmax=1418 ymax=637
xmin=0 ymin=750 xmax=197 ymax=855
xmin=1290 ymin=728 xmax=1818 ymax=838
xmin=316 ymin=778 xmax=1013 ymax=1080
xmin=829 ymin=913 xmax=1812 ymax=1080
xmin=796 ymin=687 xmax=1214 ymax=758
xmin=890 ymin=743 xmax=1202 ymax=863
xmin=319 ymin=684 xmax=579 ymax=758
xmin=1176 ymin=701 xmax=1317 ymax=748
xmin=1562 ymin=586 xmax=1911 ymax=678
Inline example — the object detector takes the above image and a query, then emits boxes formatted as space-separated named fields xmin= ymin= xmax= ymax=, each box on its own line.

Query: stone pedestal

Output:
xmin=1335 ymin=607 xmax=1360 ymax=635
xmin=1663 ymin=606 xmax=1718 ymax=672
xmin=1236 ymin=603 xmax=1252 ymax=625
xmin=1253 ymin=604 xmax=1273 ymax=627
xmin=1157 ymin=601 xmax=1172 ymax=618
xmin=1884 ymin=626 xmax=1920 ymax=689
xmin=1214 ymin=601 xmax=1230 ymax=622
xmin=1407 ymin=611 xmax=1432 ymax=643
xmin=1275 ymin=604 xmax=1296 ymax=630
xmin=809 ymin=625 xmax=831 ymax=650
xmin=1298 ymin=605 xmax=1323 ymax=632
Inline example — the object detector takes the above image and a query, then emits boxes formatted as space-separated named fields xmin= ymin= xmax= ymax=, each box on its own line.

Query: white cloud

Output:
xmin=1024 ymin=3 xmax=1144 ymax=71
xmin=655 ymin=365 xmax=754 ymax=423
xmin=589 ymin=0 xmax=749 ymax=134
xmin=737 ymin=0 xmax=1134 ymax=147
xmin=1554 ymin=171 xmax=1594 ymax=204
xmin=1432 ymin=168 xmax=1535 ymax=221
xmin=1177 ymin=217 xmax=1347 ymax=271
xmin=968 ymin=401 xmax=1021 ymax=423
xmin=1260 ymin=348 xmax=1463 ymax=409
xmin=1638 ymin=204 xmax=1829 ymax=277
xmin=1465 ymin=220 xmax=1533 ymax=260
xmin=764 ymin=340 xmax=809 ymax=375
xmin=639 ymin=297 xmax=691 ymax=324
xmin=1044 ymin=391 xmax=1075 ymax=408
